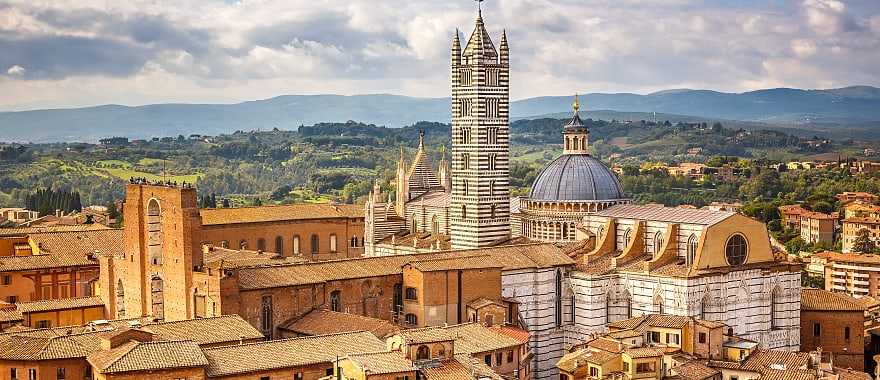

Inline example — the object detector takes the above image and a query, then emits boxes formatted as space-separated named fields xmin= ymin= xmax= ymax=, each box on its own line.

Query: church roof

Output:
xmin=200 ymin=203 xmax=362 ymax=225
xmin=528 ymin=154 xmax=626 ymax=201
xmin=462 ymin=14 xmax=497 ymax=59
xmin=595 ymin=204 xmax=735 ymax=226
xmin=407 ymin=134 xmax=442 ymax=193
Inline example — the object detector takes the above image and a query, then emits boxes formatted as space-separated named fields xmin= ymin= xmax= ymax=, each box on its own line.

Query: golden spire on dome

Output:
xmin=573 ymin=94 xmax=580 ymax=113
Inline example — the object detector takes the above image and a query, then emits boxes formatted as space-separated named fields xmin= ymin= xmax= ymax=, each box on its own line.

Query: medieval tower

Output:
xmin=450 ymin=10 xmax=511 ymax=249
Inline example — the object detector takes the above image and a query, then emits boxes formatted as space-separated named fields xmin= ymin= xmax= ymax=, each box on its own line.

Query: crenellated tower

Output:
xmin=449 ymin=10 xmax=511 ymax=249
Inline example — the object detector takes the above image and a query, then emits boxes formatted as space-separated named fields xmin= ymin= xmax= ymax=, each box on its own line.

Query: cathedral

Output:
xmin=364 ymin=8 xmax=802 ymax=380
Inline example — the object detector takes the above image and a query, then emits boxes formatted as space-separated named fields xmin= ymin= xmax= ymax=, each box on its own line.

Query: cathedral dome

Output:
xmin=528 ymin=154 xmax=625 ymax=201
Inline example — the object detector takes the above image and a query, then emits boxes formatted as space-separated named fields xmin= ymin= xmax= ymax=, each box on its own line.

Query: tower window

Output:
xmin=461 ymin=153 xmax=470 ymax=170
xmin=488 ymin=153 xmax=497 ymax=171
xmin=488 ymin=127 xmax=498 ymax=144
xmin=461 ymin=127 xmax=472 ymax=144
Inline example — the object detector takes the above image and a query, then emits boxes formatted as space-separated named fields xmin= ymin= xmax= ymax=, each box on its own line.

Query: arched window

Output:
xmin=416 ymin=345 xmax=430 ymax=360
xmin=239 ymin=239 xmax=247 ymax=250
xmin=488 ymin=153 xmax=496 ymax=170
xmin=771 ymin=286 xmax=783 ymax=330
xmin=597 ymin=226 xmax=605 ymax=239
xmin=150 ymin=275 xmax=164 ymax=320
xmin=293 ymin=235 xmax=300 ymax=255
xmin=562 ymin=223 xmax=569 ymax=240
xmin=606 ymin=290 xmax=631 ymax=323
xmin=462 ymin=153 xmax=470 ymax=170
xmin=350 ymin=236 xmax=357 ymax=247
xmin=257 ymin=238 xmax=266 ymax=252
xmin=115 ymin=279 xmax=126 ymax=318
xmin=274 ymin=236 xmax=283 ymax=254
xmin=565 ymin=137 xmax=570 ymax=151
xmin=462 ymin=180 xmax=469 ymax=195
xmin=431 ymin=215 xmax=439 ymax=235
xmin=653 ymin=231 xmax=664 ymax=258
xmin=725 ymin=234 xmax=748 ymax=266
xmin=490 ymin=204 xmax=496 ymax=219
xmin=434 ymin=343 xmax=446 ymax=358
xmin=623 ymin=228 xmax=632 ymax=247
xmin=687 ymin=234 xmax=698 ymax=266
xmin=329 ymin=234 xmax=338 ymax=253
xmin=653 ymin=293 xmax=664 ymax=315
xmin=489 ymin=180 xmax=495 ymax=196
xmin=461 ymin=205 xmax=467 ymax=220
xmin=310 ymin=234 xmax=319 ymax=254
xmin=330 ymin=290 xmax=341 ymax=312
xmin=261 ymin=295 xmax=273 ymax=338
xmin=484 ymin=314 xmax=494 ymax=326
xmin=411 ymin=216 xmax=418 ymax=233
xmin=405 ymin=313 xmax=418 ymax=326
xmin=147 ymin=199 xmax=162 ymax=265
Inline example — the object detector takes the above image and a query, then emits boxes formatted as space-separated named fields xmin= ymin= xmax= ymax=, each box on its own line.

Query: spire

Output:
xmin=418 ymin=130 xmax=425 ymax=151
xmin=462 ymin=4 xmax=497 ymax=60
xmin=562 ymin=94 xmax=589 ymax=155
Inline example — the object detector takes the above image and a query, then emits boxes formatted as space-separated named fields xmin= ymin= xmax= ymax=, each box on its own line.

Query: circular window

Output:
xmin=725 ymin=234 xmax=748 ymax=266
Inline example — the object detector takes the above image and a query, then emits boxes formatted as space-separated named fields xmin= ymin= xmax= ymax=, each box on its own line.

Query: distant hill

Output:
xmin=1 ymin=86 xmax=879 ymax=142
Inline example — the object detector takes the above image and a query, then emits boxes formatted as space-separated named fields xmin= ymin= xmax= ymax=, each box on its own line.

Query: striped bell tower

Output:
xmin=450 ymin=9 xmax=510 ymax=249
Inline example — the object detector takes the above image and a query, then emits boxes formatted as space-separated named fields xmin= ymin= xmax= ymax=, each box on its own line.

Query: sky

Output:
xmin=1 ymin=0 xmax=879 ymax=111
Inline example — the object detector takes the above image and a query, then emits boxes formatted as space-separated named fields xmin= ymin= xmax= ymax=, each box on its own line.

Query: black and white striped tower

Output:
xmin=450 ymin=7 xmax=510 ymax=249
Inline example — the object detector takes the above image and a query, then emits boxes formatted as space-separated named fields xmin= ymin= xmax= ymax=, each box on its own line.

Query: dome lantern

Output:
xmin=562 ymin=94 xmax=589 ymax=155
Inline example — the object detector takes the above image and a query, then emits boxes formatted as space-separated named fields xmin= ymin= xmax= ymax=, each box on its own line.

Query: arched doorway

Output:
xmin=115 ymin=279 xmax=126 ymax=318
xmin=147 ymin=199 xmax=162 ymax=266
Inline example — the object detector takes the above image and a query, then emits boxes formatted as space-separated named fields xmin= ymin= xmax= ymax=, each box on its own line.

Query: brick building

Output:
xmin=778 ymin=204 xmax=837 ymax=245
xmin=0 ymin=226 xmax=116 ymax=304
xmin=800 ymin=288 xmax=879 ymax=371
xmin=842 ymin=201 xmax=880 ymax=253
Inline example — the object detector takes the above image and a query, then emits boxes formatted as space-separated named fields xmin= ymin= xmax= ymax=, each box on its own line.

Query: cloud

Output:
xmin=0 ymin=0 xmax=878 ymax=110
xmin=6 ymin=65 xmax=25 ymax=76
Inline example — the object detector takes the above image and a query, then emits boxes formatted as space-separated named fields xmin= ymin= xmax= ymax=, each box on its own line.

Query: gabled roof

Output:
xmin=16 ymin=296 xmax=104 ymax=313
xmin=801 ymin=288 xmax=873 ymax=312
xmin=345 ymin=351 xmax=415 ymax=375
xmin=202 ymin=331 xmax=386 ymax=377
xmin=87 ymin=340 xmax=207 ymax=374
xmin=0 ymin=224 xmax=110 ymax=237
xmin=202 ymin=247 xmax=308 ymax=268
xmin=596 ymin=204 xmax=734 ymax=226
xmin=279 ymin=309 xmax=399 ymax=338
xmin=395 ymin=323 xmax=524 ymax=355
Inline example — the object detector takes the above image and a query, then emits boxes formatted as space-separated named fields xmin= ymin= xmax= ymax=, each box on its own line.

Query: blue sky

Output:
xmin=0 ymin=0 xmax=878 ymax=110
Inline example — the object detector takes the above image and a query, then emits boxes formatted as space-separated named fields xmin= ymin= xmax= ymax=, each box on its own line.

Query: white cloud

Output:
xmin=0 ymin=0 xmax=878 ymax=110
xmin=6 ymin=65 xmax=25 ymax=76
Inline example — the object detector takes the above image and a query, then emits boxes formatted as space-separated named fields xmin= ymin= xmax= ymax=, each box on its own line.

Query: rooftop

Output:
xmin=596 ymin=204 xmax=734 ymax=225
xmin=15 ymin=296 xmax=104 ymax=313
xmin=801 ymin=288 xmax=875 ymax=312
xmin=0 ymin=229 xmax=122 ymax=271
xmin=279 ymin=309 xmax=399 ymax=338
xmin=345 ymin=351 xmax=415 ymax=375
xmin=202 ymin=331 xmax=386 ymax=377
xmin=199 ymin=203 xmax=362 ymax=226
xmin=815 ymin=251 xmax=880 ymax=265
xmin=87 ymin=340 xmax=207 ymax=374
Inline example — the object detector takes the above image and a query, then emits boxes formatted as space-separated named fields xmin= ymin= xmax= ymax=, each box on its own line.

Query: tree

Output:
xmin=785 ymin=237 xmax=806 ymax=256
xmin=852 ymin=229 xmax=876 ymax=253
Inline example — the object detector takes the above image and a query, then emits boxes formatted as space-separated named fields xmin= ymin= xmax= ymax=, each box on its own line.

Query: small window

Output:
xmin=845 ymin=326 xmax=851 ymax=340
xmin=310 ymin=234 xmax=319 ymax=254
xmin=623 ymin=362 xmax=630 ymax=372
xmin=8 ymin=296 xmax=17 ymax=304
xmin=484 ymin=354 xmax=491 ymax=366
xmin=698 ymin=332 xmax=706 ymax=343
xmin=590 ymin=367 xmax=599 ymax=377
xmin=1 ymin=275 xmax=11 ymax=285
xmin=84 ymin=366 xmax=92 ymax=380
xmin=293 ymin=235 xmax=300 ymax=255
xmin=56 ymin=368 xmax=65 ymax=380
xmin=507 ymin=350 xmax=513 ymax=363
xmin=257 ymin=238 xmax=266 ymax=252
xmin=11 ymin=368 xmax=17 ymax=380
xmin=260 ymin=376 xmax=270 ymax=380
xmin=239 ymin=239 xmax=247 ymax=250
xmin=405 ymin=287 xmax=418 ymax=300
xmin=330 ymin=291 xmax=341 ymax=312
xmin=495 ymin=352 xmax=502 ymax=366
xmin=725 ymin=234 xmax=748 ymax=266
xmin=36 ymin=320 xmax=50 ymax=329
xmin=28 ymin=369 xmax=36 ymax=380
xmin=405 ymin=313 xmax=418 ymax=326
xmin=325 ymin=368 xmax=333 ymax=376
xmin=330 ymin=234 xmax=337 ymax=253
xmin=294 ymin=373 xmax=303 ymax=380
xmin=813 ymin=322 xmax=821 ymax=337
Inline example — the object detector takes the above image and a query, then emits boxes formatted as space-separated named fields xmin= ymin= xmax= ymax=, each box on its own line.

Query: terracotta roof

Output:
xmin=139 ymin=315 xmax=263 ymax=345
xmin=843 ymin=216 xmax=880 ymax=225
xmin=587 ymin=337 xmax=625 ymax=353
xmin=757 ymin=368 xmax=815 ymax=380
xmin=422 ymin=358 xmax=476 ymax=380
xmin=624 ymin=347 xmax=664 ymax=358
xmin=0 ymin=224 xmax=110 ymax=237
xmin=672 ymin=361 xmax=719 ymax=380
xmin=740 ymin=350 xmax=810 ymax=373
xmin=0 ymin=308 xmax=23 ymax=323
xmin=488 ymin=325 xmax=530 ymax=345
xmin=815 ymin=251 xmax=880 ymax=265
xmin=345 ymin=351 xmax=415 ymax=375
xmin=87 ymin=340 xmax=207 ymax=374
xmin=279 ymin=309 xmax=399 ymax=338
xmin=202 ymin=247 xmax=309 ymax=268
xmin=396 ymin=323 xmax=523 ymax=355
xmin=467 ymin=297 xmax=503 ymax=310
xmin=835 ymin=367 xmax=873 ymax=380
xmin=16 ymin=296 xmax=104 ymax=313
xmin=236 ymin=243 xmax=574 ymax=290
xmin=202 ymin=331 xmax=386 ymax=377
xmin=801 ymin=288 xmax=872 ymax=311
xmin=199 ymin=203 xmax=362 ymax=226
xmin=0 ymin=315 xmax=260 ymax=361
xmin=596 ymin=204 xmax=734 ymax=225
xmin=408 ymin=255 xmax=501 ymax=272
xmin=451 ymin=354 xmax=504 ymax=380
xmin=607 ymin=314 xmax=692 ymax=332
xmin=0 ymin=229 xmax=121 ymax=271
